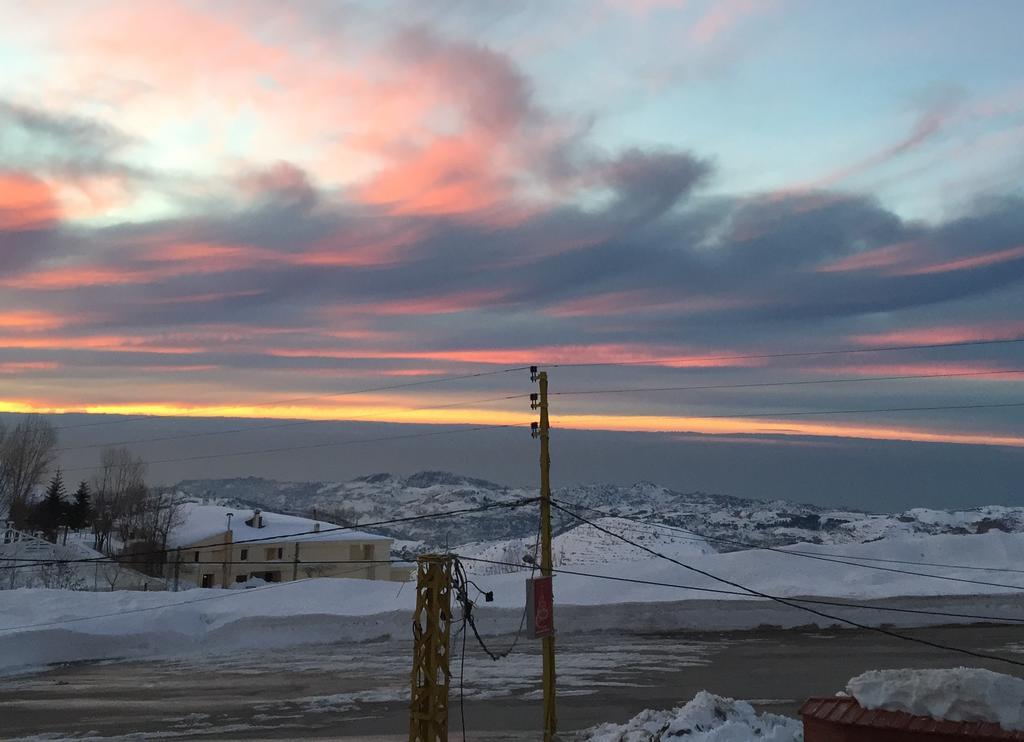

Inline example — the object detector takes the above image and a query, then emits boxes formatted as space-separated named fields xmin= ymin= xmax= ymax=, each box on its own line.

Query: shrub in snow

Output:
xmin=847 ymin=667 xmax=1024 ymax=731
xmin=576 ymin=691 xmax=802 ymax=741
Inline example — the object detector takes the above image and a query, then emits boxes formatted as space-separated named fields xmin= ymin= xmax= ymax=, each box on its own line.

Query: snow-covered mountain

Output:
xmin=174 ymin=471 xmax=1024 ymax=555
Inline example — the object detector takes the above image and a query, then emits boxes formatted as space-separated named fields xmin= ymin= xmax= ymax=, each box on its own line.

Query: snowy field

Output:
xmin=4 ymin=531 xmax=1024 ymax=675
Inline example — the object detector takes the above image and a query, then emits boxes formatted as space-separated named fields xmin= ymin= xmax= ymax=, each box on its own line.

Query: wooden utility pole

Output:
xmin=534 ymin=368 xmax=557 ymax=740
xmin=173 ymin=548 xmax=181 ymax=592
xmin=292 ymin=542 xmax=301 ymax=581
xmin=409 ymin=554 xmax=453 ymax=742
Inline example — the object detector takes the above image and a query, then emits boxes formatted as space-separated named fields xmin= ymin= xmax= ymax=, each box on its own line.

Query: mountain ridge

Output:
xmin=174 ymin=471 xmax=1024 ymax=552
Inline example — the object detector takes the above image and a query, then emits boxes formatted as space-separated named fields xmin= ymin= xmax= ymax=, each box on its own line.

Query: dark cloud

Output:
xmin=0 ymin=99 xmax=138 ymax=177
xmin=4 ymin=140 xmax=1024 ymax=412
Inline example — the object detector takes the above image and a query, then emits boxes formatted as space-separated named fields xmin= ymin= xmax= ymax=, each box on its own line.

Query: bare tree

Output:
xmin=91 ymin=447 xmax=147 ymax=553
xmin=120 ymin=487 xmax=185 ymax=577
xmin=0 ymin=416 xmax=58 ymax=526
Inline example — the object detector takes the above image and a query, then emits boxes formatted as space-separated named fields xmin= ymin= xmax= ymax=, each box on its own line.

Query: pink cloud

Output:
xmin=893 ymin=244 xmax=1024 ymax=275
xmin=690 ymin=0 xmax=776 ymax=45
xmin=0 ymin=173 xmax=62 ymax=230
xmin=850 ymin=323 xmax=1024 ymax=347
xmin=816 ymin=241 xmax=926 ymax=273
xmin=545 ymin=289 xmax=756 ymax=317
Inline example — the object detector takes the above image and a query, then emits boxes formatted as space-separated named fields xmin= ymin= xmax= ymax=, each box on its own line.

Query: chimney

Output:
xmin=246 ymin=509 xmax=264 ymax=529
xmin=313 ymin=522 xmax=320 ymax=533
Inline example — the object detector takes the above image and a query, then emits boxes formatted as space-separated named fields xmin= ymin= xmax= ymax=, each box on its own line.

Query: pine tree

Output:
xmin=69 ymin=481 xmax=92 ymax=530
xmin=38 ymin=469 xmax=67 ymax=542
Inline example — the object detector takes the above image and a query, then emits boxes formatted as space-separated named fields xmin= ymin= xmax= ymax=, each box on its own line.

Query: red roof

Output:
xmin=801 ymin=697 xmax=1024 ymax=739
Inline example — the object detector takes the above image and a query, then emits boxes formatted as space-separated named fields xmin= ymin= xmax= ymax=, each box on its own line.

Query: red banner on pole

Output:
xmin=526 ymin=576 xmax=554 ymax=638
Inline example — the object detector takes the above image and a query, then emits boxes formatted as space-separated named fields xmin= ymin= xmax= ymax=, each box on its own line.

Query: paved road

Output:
xmin=2 ymin=624 xmax=1023 ymax=740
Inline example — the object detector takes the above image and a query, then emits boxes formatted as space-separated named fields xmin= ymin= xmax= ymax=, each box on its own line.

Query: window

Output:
xmin=240 ymin=549 xmax=248 ymax=561
xmin=200 ymin=573 xmax=214 ymax=588
xmin=194 ymin=551 xmax=200 ymax=563
xmin=362 ymin=544 xmax=374 ymax=561
xmin=265 ymin=547 xmax=277 ymax=560
xmin=277 ymin=547 xmax=283 ymax=560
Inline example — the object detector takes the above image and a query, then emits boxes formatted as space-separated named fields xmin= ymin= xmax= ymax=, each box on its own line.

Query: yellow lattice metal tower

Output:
xmin=409 ymin=554 xmax=453 ymax=742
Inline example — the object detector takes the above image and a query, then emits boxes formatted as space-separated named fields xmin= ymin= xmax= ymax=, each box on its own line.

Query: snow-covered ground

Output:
xmin=576 ymin=691 xmax=802 ymax=741
xmin=458 ymin=516 xmax=715 ymax=572
xmin=4 ymin=530 xmax=1024 ymax=675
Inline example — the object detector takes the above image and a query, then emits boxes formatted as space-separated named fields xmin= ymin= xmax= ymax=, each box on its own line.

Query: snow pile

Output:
xmin=848 ymin=667 xmax=1024 ymax=731
xmin=577 ymin=691 xmax=801 ymax=741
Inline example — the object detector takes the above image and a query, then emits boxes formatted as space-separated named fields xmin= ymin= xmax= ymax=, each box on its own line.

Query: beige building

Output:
xmin=168 ymin=503 xmax=410 ymax=588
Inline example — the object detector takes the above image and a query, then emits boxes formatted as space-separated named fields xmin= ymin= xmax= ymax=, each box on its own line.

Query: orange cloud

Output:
xmin=0 ymin=362 xmax=60 ymax=374
xmin=0 ymin=264 xmax=193 ymax=289
xmin=0 ymin=173 xmax=61 ymax=230
xmin=0 ymin=310 xmax=70 ymax=331
xmin=0 ymin=334 xmax=203 ymax=354
xmin=354 ymin=136 xmax=526 ymax=221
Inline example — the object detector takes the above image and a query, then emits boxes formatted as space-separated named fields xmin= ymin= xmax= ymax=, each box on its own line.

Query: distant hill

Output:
xmin=174 ymin=471 xmax=1024 ymax=554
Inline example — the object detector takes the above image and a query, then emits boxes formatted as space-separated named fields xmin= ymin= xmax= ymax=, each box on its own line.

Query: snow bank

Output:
xmin=577 ymin=691 xmax=801 ymax=741
xmin=848 ymin=667 xmax=1024 ymax=731
xmin=6 ymin=531 xmax=1024 ymax=674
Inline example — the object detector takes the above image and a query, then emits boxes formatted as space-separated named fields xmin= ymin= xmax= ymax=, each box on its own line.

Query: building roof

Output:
xmin=800 ymin=697 xmax=1024 ymax=739
xmin=169 ymin=503 xmax=390 ymax=548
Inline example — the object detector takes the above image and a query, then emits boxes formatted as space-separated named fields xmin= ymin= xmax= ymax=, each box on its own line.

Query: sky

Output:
xmin=1 ymin=1 xmax=1023 ymax=506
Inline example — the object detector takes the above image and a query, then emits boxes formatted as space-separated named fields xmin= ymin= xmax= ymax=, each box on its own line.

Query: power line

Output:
xmin=551 ymin=368 xmax=1024 ymax=397
xmin=573 ymin=403 xmax=1024 ymax=419
xmin=551 ymin=498 xmax=1024 ymax=591
xmin=454 ymin=556 xmax=1024 ymax=624
xmin=542 ymin=337 xmax=1024 ymax=369
xmin=560 ymin=400 xmax=1024 ymax=420
xmin=546 ymin=501 xmax=1024 ymax=668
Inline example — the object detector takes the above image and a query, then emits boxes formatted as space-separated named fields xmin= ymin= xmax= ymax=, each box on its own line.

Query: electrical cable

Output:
xmin=551 ymin=368 xmax=1024 ymax=397
xmin=541 ymin=336 xmax=1024 ymax=369
xmin=546 ymin=501 xmax=1024 ymax=668
xmin=453 ymin=556 xmax=1024 ymax=624
xmin=552 ymin=497 xmax=1024 ymax=589
xmin=549 ymin=501 xmax=1024 ymax=574
xmin=563 ymin=401 xmax=1024 ymax=420
xmin=452 ymin=556 xmax=527 ymax=662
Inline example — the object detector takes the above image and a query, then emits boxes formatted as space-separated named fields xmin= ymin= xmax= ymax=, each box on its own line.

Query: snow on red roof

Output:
xmin=801 ymin=697 xmax=1024 ymax=739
